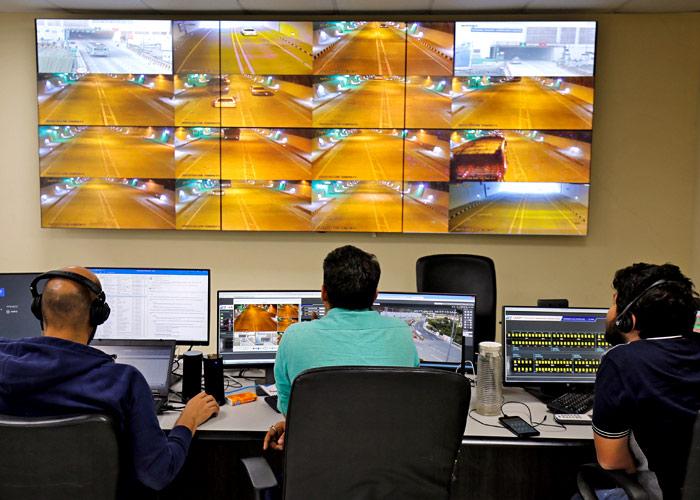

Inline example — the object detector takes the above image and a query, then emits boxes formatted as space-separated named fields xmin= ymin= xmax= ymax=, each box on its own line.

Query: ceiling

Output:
xmin=3 ymin=0 xmax=700 ymax=14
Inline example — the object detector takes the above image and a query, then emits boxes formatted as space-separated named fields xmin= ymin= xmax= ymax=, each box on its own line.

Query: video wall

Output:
xmin=36 ymin=19 xmax=596 ymax=235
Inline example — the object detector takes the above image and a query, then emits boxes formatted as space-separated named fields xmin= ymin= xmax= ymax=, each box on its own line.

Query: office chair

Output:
xmin=0 ymin=413 xmax=120 ymax=500
xmin=242 ymin=366 xmax=470 ymax=500
xmin=576 ymin=411 xmax=700 ymax=500
xmin=416 ymin=254 xmax=497 ymax=362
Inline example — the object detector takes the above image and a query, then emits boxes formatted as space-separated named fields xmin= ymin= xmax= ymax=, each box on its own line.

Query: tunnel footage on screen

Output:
xmin=35 ymin=19 xmax=596 ymax=235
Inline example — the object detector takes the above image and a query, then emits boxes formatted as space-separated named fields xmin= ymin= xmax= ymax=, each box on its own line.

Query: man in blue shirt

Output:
xmin=0 ymin=266 xmax=219 ymax=493
xmin=264 ymin=245 xmax=419 ymax=450
xmin=592 ymin=263 xmax=700 ymax=500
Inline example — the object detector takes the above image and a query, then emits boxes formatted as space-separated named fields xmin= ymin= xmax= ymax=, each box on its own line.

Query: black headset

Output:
xmin=614 ymin=279 xmax=668 ymax=333
xmin=30 ymin=270 xmax=111 ymax=328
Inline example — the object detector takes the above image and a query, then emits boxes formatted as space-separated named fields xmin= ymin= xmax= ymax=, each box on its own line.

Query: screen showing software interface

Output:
xmin=694 ymin=311 xmax=700 ymax=334
xmin=218 ymin=291 xmax=475 ymax=367
xmin=218 ymin=291 xmax=324 ymax=365
xmin=0 ymin=273 xmax=42 ymax=340
xmin=504 ymin=306 xmax=609 ymax=384
xmin=91 ymin=269 xmax=209 ymax=343
xmin=93 ymin=344 xmax=172 ymax=392
xmin=374 ymin=293 xmax=475 ymax=367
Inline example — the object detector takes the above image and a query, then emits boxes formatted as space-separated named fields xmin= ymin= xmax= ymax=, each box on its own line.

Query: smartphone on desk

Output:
xmin=499 ymin=416 xmax=540 ymax=438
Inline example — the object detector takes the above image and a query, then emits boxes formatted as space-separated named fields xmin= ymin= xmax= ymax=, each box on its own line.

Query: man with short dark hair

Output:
xmin=593 ymin=263 xmax=700 ymax=499
xmin=0 ymin=266 xmax=219 ymax=493
xmin=264 ymin=245 xmax=419 ymax=450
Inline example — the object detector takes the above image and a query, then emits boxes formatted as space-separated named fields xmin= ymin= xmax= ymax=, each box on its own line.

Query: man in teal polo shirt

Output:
xmin=264 ymin=245 xmax=419 ymax=450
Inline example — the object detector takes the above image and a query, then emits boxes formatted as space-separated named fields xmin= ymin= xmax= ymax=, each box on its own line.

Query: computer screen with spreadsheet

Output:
xmin=90 ymin=268 xmax=210 ymax=345
xmin=503 ymin=306 xmax=609 ymax=385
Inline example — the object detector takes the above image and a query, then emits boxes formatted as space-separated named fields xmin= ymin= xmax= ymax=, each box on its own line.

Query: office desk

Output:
xmin=157 ymin=385 xmax=594 ymax=499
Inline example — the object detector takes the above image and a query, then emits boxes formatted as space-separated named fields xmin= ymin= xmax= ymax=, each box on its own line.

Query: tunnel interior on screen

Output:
xmin=35 ymin=19 xmax=596 ymax=235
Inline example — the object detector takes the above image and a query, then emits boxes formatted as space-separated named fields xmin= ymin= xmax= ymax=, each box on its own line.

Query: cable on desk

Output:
xmin=460 ymin=361 xmax=476 ymax=375
xmin=224 ymin=374 xmax=242 ymax=390
xmin=502 ymin=401 xmax=566 ymax=431
xmin=468 ymin=409 xmax=505 ymax=428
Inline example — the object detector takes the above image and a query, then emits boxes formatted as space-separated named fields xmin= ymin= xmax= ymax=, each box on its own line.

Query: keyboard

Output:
xmin=546 ymin=392 xmax=594 ymax=414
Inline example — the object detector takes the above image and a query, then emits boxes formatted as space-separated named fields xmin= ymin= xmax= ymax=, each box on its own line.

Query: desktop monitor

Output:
xmin=91 ymin=268 xmax=210 ymax=345
xmin=694 ymin=311 xmax=700 ymax=334
xmin=217 ymin=290 xmax=476 ymax=370
xmin=503 ymin=306 xmax=609 ymax=386
xmin=374 ymin=292 xmax=476 ymax=370
xmin=218 ymin=291 xmax=324 ymax=366
xmin=0 ymin=273 xmax=42 ymax=339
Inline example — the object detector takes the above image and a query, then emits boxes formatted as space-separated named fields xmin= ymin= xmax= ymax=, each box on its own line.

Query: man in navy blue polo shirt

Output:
xmin=592 ymin=263 xmax=700 ymax=500
xmin=0 ymin=266 xmax=220 ymax=494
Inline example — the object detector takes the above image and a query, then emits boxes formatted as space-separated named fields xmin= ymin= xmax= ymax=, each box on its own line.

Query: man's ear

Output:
xmin=321 ymin=285 xmax=327 ymax=302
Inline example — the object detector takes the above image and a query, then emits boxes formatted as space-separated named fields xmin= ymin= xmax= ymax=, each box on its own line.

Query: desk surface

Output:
xmin=159 ymin=382 xmax=592 ymax=441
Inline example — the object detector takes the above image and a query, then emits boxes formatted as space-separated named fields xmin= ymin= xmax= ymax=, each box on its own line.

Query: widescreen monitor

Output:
xmin=91 ymin=268 xmax=210 ymax=345
xmin=0 ymin=273 xmax=42 ymax=340
xmin=217 ymin=290 xmax=475 ymax=369
xmin=694 ymin=311 xmax=700 ymax=334
xmin=503 ymin=306 xmax=609 ymax=386
xmin=36 ymin=19 xmax=596 ymax=236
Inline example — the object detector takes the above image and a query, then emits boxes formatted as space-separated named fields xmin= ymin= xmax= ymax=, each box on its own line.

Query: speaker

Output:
xmin=182 ymin=351 xmax=203 ymax=402
xmin=203 ymin=355 xmax=226 ymax=405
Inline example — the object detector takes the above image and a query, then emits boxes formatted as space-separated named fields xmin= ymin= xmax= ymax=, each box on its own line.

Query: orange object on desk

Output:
xmin=227 ymin=392 xmax=257 ymax=406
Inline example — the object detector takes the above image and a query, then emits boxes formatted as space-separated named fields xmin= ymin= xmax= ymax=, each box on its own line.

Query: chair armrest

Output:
xmin=240 ymin=457 xmax=278 ymax=491
xmin=577 ymin=463 xmax=649 ymax=500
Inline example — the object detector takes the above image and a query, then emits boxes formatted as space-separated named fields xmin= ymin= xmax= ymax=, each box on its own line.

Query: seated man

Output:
xmin=264 ymin=245 xmax=419 ymax=450
xmin=0 ymin=266 xmax=219 ymax=492
xmin=593 ymin=263 xmax=700 ymax=499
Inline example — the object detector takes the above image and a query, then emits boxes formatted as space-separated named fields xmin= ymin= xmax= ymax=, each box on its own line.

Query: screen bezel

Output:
xmin=501 ymin=304 xmax=608 ymax=387
xmin=89 ymin=267 xmax=211 ymax=346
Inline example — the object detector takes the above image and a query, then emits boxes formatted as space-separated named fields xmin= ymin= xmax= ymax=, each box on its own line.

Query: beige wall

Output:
xmin=1 ymin=13 xmax=699 ymax=349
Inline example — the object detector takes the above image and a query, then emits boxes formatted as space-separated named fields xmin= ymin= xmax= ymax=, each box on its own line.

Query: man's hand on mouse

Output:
xmin=176 ymin=391 xmax=220 ymax=435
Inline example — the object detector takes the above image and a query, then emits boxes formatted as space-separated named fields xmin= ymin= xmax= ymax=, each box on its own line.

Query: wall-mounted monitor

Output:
xmin=36 ymin=19 xmax=596 ymax=235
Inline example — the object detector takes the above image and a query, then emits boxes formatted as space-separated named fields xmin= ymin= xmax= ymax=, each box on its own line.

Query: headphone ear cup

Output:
xmin=615 ymin=313 xmax=633 ymax=334
xmin=89 ymin=299 xmax=111 ymax=327
xmin=31 ymin=295 xmax=43 ymax=322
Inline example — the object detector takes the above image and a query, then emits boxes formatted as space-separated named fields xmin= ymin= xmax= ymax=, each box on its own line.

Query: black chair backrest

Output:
xmin=283 ymin=366 xmax=470 ymax=500
xmin=682 ymin=411 xmax=700 ymax=499
xmin=416 ymin=254 xmax=497 ymax=361
xmin=0 ymin=413 xmax=119 ymax=500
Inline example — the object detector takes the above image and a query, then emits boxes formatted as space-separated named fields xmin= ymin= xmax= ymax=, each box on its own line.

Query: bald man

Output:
xmin=0 ymin=267 xmax=219 ymax=492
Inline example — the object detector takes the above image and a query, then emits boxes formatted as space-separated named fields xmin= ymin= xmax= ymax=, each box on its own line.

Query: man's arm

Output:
xmin=125 ymin=374 xmax=218 ymax=491
xmin=592 ymin=354 xmax=636 ymax=473
xmin=594 ymin=433 xmax=636 ymax=473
